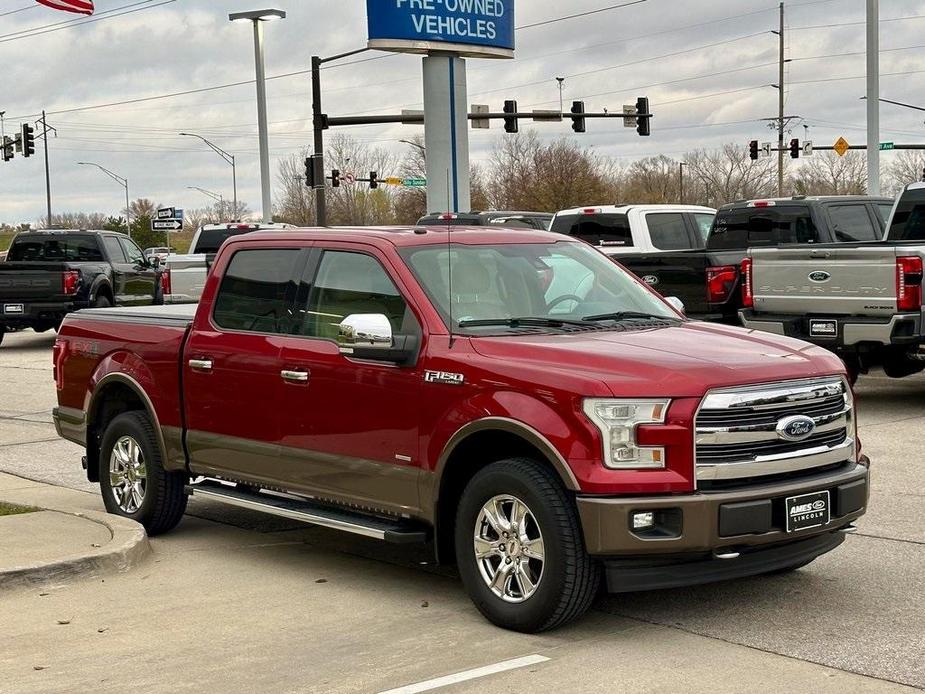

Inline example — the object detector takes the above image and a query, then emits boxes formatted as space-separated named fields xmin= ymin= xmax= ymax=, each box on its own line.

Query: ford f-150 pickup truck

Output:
xmin=740 ymin=184 xmax=925 ymax=379
xmin=1 ymin=230 xmax=162 ymax=346
xmin=53 ymin=226 xmax=869 ymax=632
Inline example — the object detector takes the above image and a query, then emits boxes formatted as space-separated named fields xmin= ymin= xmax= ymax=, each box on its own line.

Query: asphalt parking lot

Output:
xmin=0 ymin=328 xmax=923 ymax=693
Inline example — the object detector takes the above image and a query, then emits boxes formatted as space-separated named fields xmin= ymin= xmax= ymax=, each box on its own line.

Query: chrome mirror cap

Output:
xmin=665 ymin=296 xmax=685 ymax=315
xmin=338 ymin=314 xmax=393 ymax=351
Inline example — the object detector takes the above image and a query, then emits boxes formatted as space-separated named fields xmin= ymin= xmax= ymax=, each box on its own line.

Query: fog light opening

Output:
xmin=632 ymin=512 xmax=655 ymax=530
xmin=628 ymin=507 xmax=683 ymax=539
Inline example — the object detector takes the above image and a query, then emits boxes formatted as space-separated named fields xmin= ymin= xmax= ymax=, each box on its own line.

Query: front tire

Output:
xmin=99 ymin=411 xmax=188 ymax=535
xmin=455 ymin=458 xmax=600 ymax=632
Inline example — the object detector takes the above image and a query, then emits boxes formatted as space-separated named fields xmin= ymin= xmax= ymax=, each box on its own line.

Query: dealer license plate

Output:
xmin=809 ymin=319 xmax=838 ymax=338
xmin=785 ymin=491 xmax=830 ymax=532
xmin=3 ymin=304 xmax=24 ymax=315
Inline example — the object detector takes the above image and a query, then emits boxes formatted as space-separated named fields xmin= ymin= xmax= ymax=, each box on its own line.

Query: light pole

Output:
xmin=229 ymin=8 xmax=286 ymax=224
xmin=78 ymin=162 xmax=131 ymax=237
xmin=188 ymin=186 xmax=225 ymax=220
xmin=400 ymin=139 xmax=426 ymax=158
xmin=678 ymin=161 xmax=686 ymax=204
xmin=179 ymin=132 xmax=238 ymax=220
xmin=556 ymin=77 xmax=565 ymax=117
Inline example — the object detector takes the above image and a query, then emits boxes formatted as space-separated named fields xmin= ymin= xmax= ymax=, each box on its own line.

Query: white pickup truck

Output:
xmin=740 ymin=184 xmax=925 ymax=379
xmin=164 ymin=222 xmax=293 ymax=303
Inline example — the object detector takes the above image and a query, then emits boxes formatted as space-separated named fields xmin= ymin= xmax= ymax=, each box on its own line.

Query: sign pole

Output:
xmin=866 ymin=0 xmax=880 ymax=195
xmin=423 ymin=54 xmax=470 ymax=214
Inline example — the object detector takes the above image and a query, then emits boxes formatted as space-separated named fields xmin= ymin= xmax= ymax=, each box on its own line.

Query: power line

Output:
xmin=0 ymin=5 xmax=38 ymax=18
xmin=515 ymin=0 xmax=647 ymax=30
xmin=0 ymin=0 xmax=173 ymax=44
xmin=790 ymin=13 xmax=925 ymax=30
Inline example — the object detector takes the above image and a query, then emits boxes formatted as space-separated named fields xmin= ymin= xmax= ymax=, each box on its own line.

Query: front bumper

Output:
xmin=739 ymin=309 xmax=922 ymax=349
xmin=577 ymin=462 xmax=868 ymax=559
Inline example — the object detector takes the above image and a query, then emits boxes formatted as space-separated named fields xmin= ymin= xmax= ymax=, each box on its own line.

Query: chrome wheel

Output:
xmin=109 ymin=435 xmax=147 ymax=513
xmin=474 ymin=494 xmax=545 ymax=603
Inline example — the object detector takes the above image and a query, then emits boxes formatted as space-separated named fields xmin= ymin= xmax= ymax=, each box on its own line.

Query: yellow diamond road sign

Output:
xmin=833 ymin=137 xmax=850 ymax=157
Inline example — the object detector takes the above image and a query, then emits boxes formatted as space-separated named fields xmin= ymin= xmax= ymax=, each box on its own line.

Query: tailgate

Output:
xmin=751 ymin=246 xmax=898 ymax=316
xmin=0 ymin=264 xmax=66 ymax=303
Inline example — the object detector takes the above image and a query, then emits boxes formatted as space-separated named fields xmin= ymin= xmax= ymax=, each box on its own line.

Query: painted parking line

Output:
xmin=378 ymin=654 xmax=551 ymax=694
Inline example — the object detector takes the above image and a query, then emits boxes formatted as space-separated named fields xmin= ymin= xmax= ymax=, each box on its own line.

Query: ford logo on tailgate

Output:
xmin=776 ymin=415 xmax=816 ymax=442
xmin=808 ymin=271 xmax=831 ymax=283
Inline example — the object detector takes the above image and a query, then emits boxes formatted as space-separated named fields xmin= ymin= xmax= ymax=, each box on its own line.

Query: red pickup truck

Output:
xmin=53 ymin=226 xmax=869 ymax=632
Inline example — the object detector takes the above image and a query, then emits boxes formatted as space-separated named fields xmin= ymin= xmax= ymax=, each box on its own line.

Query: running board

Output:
xmin=185 ymin=479 xmax=429 ymax=544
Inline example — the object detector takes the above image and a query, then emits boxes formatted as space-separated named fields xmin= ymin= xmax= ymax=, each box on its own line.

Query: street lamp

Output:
xmin=179 ymin=132 xmax=238 ymax=221
xmin=678 ymin=161 xmax=686 ymax=204
xmin=188 ymin=186 xmax=226 ymax=221
xmin=229 ymin=8 xmax=286 ymax=224
xmin=78 ymin=162 xmax=131 ymax=237
xmin=399 ymin=139 xmax=426 ymax=157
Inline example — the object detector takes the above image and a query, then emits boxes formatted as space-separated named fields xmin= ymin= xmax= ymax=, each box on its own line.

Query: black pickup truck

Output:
xmin=0 ymin=230 xmax=162 ymax=345
xmin=571 ymin=196 xmax=893 ymax=324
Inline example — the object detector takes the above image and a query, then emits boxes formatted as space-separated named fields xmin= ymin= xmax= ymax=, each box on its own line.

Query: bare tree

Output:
xmin=622 ymin=155 xmax=680 ymax=204
xmin=325 ymin=134 xmax=398 ymax=226
xmin=791 ymin=151 xmax=867 ymax=196
xmin=275 ymin=147 xmax=317 ymax=226
xmin=885 ymin=150 xmax=925 ymax=194
xmin=684 ymin=144 xmax=777 ymax=207
xmin=40 ymin=211 xmax=110 ymax=229
xmin=392 ymin=136 xmax=428 ymax=223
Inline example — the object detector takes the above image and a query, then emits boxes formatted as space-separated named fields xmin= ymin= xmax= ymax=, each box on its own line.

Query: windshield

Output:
xmin=8 ymin=235 xmax=103 ymax=262
xmin=399 ymin=241 xmax=678 ymax=333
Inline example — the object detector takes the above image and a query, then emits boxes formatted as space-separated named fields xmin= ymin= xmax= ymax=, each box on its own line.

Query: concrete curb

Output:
xmin=0 ymin=507 xmax=150 ymax=591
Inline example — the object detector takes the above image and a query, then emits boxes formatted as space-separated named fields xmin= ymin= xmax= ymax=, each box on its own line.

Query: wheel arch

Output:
xmin=430 ymin=417 xmax=579 ymax=565
xmin=90 ymin=277 xmax=113 ymax=303
xmin=85 ymin=373 xmax=167 ymax=483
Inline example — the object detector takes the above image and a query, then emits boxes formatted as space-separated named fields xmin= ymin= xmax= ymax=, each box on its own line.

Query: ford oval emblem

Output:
xmin=808 ymin=271 xmax=831 ymax=283
xmin=776 ymin=414 xmax=817 ymax=442
xmin=642 ymin=275 xmax=659 ymax=286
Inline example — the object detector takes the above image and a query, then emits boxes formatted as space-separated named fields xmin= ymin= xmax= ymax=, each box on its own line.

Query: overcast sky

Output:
xmin=0 ymin=0 xmax=923 ymax=223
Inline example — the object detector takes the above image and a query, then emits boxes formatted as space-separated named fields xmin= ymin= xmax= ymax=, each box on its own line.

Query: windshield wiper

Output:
xmin=458 ymin=316 xmax=590 ymax=328
xmin=581 ymin=311 xmax=680 ymax=322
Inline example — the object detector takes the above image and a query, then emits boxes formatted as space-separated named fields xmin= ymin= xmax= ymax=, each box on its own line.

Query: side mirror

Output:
xmin=338 ymin=314 xmax=393 ymax=351
xmin=337 ymin=313 xmax=418 ymax=364
xmin=665 ymin=296 xmax=685 ymax=315
xmin=150 ymin=255 xmax=161 ymax=269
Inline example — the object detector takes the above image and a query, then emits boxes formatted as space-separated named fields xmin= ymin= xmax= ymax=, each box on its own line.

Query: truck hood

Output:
xmin=469 ymin=321 xmax=845 ymax=398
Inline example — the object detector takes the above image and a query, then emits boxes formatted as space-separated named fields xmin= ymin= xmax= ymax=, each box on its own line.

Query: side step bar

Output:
xmin=186 ymin=479 xmax=429 ymax=544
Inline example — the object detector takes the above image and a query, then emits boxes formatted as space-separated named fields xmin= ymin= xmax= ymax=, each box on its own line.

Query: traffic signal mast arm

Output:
xmin=324 ymin=107 xmax=653 ymax=130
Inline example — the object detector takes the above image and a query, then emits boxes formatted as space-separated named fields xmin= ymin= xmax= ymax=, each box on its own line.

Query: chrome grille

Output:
xmin=695 ymin=377 xmax=855 ymax=483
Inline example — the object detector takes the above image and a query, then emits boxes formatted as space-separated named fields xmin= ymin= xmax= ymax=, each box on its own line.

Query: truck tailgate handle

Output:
xmin=188 ymin=358 xmax=214 ymax=372
xmin=281 ymin=369 xmax=310 ymax=383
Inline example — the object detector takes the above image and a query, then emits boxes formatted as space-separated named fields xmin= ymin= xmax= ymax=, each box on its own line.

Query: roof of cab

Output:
xmin=719 ymin=195 xmax=893 ymax=209
xmin=554 ymin=204 xmax=716 ymax=216
xmin=226 ymin=225 xmax=567 ymax=249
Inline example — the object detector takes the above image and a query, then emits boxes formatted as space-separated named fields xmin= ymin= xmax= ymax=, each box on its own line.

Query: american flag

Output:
xmin=36 ymin=0 xmax=94 ymax=15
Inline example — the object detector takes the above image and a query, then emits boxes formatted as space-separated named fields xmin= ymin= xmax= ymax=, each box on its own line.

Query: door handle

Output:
xmin=281 ymin=369 xmax=310 ymax=383
xmin=189 ymin=358 xmax=213 ymax=372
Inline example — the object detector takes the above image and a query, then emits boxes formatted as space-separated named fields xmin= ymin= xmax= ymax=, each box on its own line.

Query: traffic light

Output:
xmin=789 ymin=138 xmax=800 ymax=159
xmin=304 ymin=157 xmax=316 ymax=188
xmin=21 ymin=123 xmax=35 ymax=158
xmin=503 ymin=100 xmax=519 ymax=134
xmin=570 ymin=101 xmax=586 ymax=133
xmin=749 ymin=140 xmax=760 ymax=161
xmin=369 ymin=171 xmax=378 ymax=190
xmin=1 ymin=137 xmax=12 ymax=162
xmin=331 ymin=169 xmax=341 ymax=188
xmin=635 ymin=97 xmax=650 ymax=137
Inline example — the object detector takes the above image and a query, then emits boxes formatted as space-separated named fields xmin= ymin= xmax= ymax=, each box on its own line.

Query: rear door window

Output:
xmin=213 ymin=249 xmax=300 ymax=334
xmin=887 ymin=186 xmax=925 ymax=241
xmin=646 ymin=213 xmax=692 ymax=250
xmin=708 ymin=207 xmax=819 ymax=249
xmin=549 ymin=213 xmax=633 ymax=247
xmin=103 ymin=237 xmax=127 ymax=263
xmin=827 ymin=204 xmax=880 ymax=242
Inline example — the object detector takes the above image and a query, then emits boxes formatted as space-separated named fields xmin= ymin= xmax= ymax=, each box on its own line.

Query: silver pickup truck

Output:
xmin=740 ymin=183 xmax=925 ymax=379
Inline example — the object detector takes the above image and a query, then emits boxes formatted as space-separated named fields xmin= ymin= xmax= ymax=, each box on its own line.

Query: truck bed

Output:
xmin=69 ymin=303 xmax=197 ymax=325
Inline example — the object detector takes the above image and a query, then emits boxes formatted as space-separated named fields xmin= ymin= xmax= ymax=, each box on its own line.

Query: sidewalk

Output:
xmin=0 ymin=472 xmax=150 ymax=591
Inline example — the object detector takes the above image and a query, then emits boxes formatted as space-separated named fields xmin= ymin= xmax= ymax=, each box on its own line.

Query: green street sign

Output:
xmin=403 ymin=178 xmax=427 ymax=187
xmin=879 ymin=142 xmax=895 ymax=151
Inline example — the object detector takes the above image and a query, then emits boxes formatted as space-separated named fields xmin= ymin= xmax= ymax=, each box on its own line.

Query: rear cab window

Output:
xmin=887 ymin=186 xmax=925 ymax=241
xmin=8 ymin=235 xmax=104 ymax=262
xmin=213 ymin=249 xmax=300 ymax=334
xmin=645 ymin=212 xmax=694 ymax=251
xmin=708 ymin=206 xmax=819 ymax=250
xmin=550 ymin=213 xmax=633 ymax=248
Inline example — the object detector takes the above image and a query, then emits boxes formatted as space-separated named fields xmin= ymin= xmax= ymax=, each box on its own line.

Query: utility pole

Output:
xmin=866 ymin=0 xmax=880 ymax=195
xmin=679 ymin=161 xmax=686 ymax=204
xmin=39 ymin=111 xmax=54 ymax=227
xmin=311 ymin=55 xmax=327 ymax=227
xmin=777 ymin=2 xmax=785 ymax=197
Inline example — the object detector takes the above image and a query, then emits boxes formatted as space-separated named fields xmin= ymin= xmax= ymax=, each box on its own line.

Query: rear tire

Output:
xmin=0 ymin=328 xmax=4 ymax=347
xmin=93 ymin=295 xmax=111 ymax=309
xmin=454 ymin=458 xmax=600 ymax=633
xmin=99 ymin=411 xmax=188 ymax=536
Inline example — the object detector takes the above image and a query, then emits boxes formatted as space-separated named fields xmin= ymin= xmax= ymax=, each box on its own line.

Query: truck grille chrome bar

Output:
xmin=695 ymin=377 xmax=854 ymax=483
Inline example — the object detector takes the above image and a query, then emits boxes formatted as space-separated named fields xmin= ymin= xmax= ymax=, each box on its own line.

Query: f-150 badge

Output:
xmin=425 ymin=370 xmax=465 ymax=385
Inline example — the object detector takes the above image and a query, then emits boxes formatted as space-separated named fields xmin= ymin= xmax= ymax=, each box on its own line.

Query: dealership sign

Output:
xmin=367 ymin=0 xmax=515 ymax=59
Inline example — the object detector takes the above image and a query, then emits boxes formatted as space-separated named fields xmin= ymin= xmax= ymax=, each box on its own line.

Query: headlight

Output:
xmin=583 ymin=398 xmax=670 ymax=469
